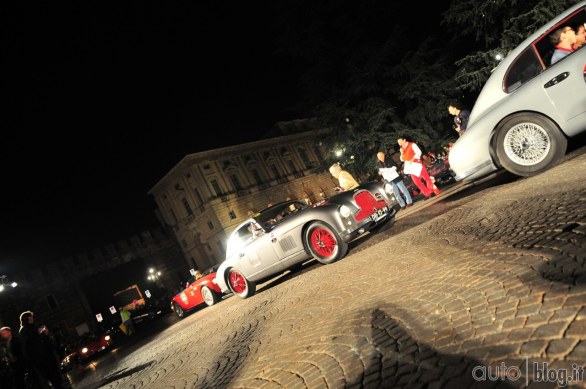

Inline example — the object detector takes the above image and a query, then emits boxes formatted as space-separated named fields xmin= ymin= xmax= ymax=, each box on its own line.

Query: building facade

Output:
xmin=148 ymin=128 xmax=340 ymax=271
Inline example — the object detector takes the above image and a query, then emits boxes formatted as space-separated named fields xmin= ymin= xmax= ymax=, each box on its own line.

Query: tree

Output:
xmin=442 ymin=0 xmax=577 ymax=93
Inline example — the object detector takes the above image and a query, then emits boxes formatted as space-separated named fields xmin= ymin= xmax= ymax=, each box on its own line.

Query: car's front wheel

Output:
xmin=305 ymin=221 xmax=348 ymax=265
xmin=227 ymin=268 xmax=256 ymax=299
xmin=495 ymin=113 xmax=567 ymax=177
xmin=172 ymin=302 xmax=185 ymax=319
xmin=201 ymin=286 xmax=221 ymax=306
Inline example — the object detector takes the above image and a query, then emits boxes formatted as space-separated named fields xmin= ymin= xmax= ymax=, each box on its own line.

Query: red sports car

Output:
xmin=170 ymin=272 xmax=224 ymax=319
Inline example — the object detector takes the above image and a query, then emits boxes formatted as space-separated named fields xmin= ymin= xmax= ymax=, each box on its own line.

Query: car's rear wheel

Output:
xmin=305 ymin=221 xmax=348 ymax=264
xmin=201 ymin=286 xmax=221 ymax=306
xmin=495 ymin=114 xmax=567 ymax=177
xmin=227 ymin=268 xmax=256 ymax=299
xmin=172 ymin=302 xmax=184 ymax=319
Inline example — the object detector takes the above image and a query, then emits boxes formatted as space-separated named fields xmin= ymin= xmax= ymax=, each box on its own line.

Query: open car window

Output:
xmin=504 ymin=5 xmax=586 ymax=93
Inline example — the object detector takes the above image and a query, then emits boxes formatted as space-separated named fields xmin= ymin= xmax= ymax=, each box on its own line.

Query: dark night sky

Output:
xmin=2 ymin=1 xmax=448 ymax=274
xmin=2 ymin=2 xmax=306 ymax=273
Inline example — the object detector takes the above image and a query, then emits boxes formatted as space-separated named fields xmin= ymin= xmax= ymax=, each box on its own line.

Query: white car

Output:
xmin=214 ymin=182 xmax=396 ymax=299
xmin=449 ymin=1 xmax=586 ymax=181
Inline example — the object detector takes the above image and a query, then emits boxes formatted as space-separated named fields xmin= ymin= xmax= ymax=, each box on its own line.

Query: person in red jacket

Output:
xmin=397 ymin=136 xmax=436 ymax=199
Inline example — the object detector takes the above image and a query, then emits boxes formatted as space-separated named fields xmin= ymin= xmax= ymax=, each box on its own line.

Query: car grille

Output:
xmin=353 ymin=190 xmax=388 ymax=222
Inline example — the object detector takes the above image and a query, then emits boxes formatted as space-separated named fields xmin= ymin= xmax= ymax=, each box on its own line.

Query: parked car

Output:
xmin=214 ymin=181 xmax=396 ymax=299
xmin=449 ymin=1 xmax=586 ymax=182
xmin=170 ymin=272 xmax=224 ymax=318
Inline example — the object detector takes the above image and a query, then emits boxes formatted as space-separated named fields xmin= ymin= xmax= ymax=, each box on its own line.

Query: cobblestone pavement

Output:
xmin=72 ymin=145 xmax=586 ymax=389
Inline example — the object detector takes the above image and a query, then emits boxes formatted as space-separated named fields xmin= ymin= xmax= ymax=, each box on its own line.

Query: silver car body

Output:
xmin=449 ymin=1 xmax=586 ymax=181
xmin=214 ymin=181 xmax=396 ymax=294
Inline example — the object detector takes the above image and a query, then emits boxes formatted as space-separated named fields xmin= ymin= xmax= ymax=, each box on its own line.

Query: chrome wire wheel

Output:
xmin=496 ymin=114 xmax=567 ymax=177
xmin=502 ymin=122 xmax=550 ymax=166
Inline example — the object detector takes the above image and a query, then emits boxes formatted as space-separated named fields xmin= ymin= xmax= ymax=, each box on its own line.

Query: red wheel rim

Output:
xmin=309 ymin=226 xmax=337 ymax=258
xmin=229 ymin=271 xmax=247 ymax=294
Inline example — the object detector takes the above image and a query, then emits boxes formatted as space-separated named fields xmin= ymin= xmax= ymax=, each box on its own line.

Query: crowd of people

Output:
xmin=1 ymin=311 xmax=68 ymax=389
xmin=328 ymin=134 xmax=449 ymax=209
xmin=327 ymin=104 xmax=465 ymax=208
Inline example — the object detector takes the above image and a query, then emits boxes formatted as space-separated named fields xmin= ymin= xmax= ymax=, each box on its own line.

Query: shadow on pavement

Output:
xmin=352 ymin=307 xmax=516 ymax=388
xmin=78 ymin=361 xmax=156 ymax=389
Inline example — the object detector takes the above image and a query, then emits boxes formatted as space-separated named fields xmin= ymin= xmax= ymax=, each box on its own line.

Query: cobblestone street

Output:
xmin=72 ymin=145 xmax=586 ymax=389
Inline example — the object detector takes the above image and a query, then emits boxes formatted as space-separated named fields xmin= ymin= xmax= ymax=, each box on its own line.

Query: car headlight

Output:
xmin=384 ymin=183 xmax=394 ymax=196
xmin=81 ymin=347 xmax=88 ymax=354
xmin=339 ymin=205 xmax=352 ymax=218
xmin=104 ymin=335 xmax=111 ymax=341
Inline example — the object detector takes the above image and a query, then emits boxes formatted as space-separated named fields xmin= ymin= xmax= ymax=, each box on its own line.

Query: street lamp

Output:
xmin=0 ymin=275 xmax=17 ymax=292
xmin=147 ymin=268 xmax=162 ymax=281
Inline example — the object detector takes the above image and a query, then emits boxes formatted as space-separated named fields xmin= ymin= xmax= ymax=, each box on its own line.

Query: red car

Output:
xmin=170 ymin=272 xmax=224 ymax=319
xmin=61 ymin=332 xmax=115 ymax=370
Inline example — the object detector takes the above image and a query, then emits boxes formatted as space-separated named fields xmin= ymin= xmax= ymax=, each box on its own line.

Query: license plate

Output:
xmin=370 ymin=206 xmax=389 ymax=222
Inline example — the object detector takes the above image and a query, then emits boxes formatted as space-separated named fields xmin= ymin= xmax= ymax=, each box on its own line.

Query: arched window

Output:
xmin=251 ymin=168 xmax=262 ymax=184
xmin=313 ymin=146 xmax=324 ymax=163
xmin=265 ymin=156 xmax=280 ymax=178
xmin=182 ymin=198 xmax=193 ymax=215
xmin=229 ymin=173 xmax=242 ymax=190
xmin=210 ymin=179 xmax=222 ymax=196
xmin=298 ymin=148 xmax=311 ymax=169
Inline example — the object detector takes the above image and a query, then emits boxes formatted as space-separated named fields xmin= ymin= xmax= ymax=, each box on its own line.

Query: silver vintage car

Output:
xmin=214 ymin=181 xmax=396 ymax=298
xmin=449 ymin=1 xmax=586 ymax=181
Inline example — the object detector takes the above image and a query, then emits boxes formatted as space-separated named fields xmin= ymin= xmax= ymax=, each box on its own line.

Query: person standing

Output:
xmin=18 ymin=311 xmax=64 ymax=389
xmin=328 ymin=163 xmax=359 ymax=192
xmin=1 ymin=326 xmax=28 ymax=389
xmin=119 ymin=307 xmax=135 ymax=336
xmin=397 ymin=136 xmax=436 ymax=199
xmin=375 ymin=151 xmax=413 ymax=209
xmin=448 ymin=102 xmax=471 ymax=137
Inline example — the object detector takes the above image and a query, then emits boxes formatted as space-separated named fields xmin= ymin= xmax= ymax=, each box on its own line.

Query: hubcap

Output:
xmin=310 ymin=227 xmax=337 ymax=257
xmin=503 ymin=123 xmax=550 ymax=166
xmin=229 ymin=271 xmax=247 ymax=294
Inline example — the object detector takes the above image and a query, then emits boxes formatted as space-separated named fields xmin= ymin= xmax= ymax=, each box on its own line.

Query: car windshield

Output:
xmin=255 ymin=200 xmax=306 ymax=228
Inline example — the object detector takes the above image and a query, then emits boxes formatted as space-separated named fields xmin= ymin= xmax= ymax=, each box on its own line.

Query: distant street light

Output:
xmin=0 ymin=275 xmax=17 ymax=292
xmin=147 ymin=268 xmax=162 ymax=282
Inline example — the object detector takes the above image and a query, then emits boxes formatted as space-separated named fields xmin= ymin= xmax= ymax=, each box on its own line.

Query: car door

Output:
xmin=540 ymin=48 xmax=586 ymax=131
xmin=231 ymin=221 xmax=282 ymax=280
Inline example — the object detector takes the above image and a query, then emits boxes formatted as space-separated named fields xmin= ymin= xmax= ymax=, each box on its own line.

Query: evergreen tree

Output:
xmin=442 ymin=0 xmax=577 ymax=93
